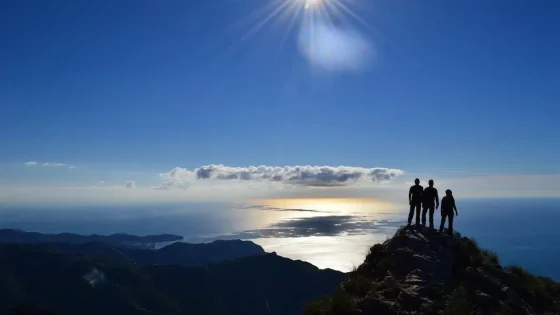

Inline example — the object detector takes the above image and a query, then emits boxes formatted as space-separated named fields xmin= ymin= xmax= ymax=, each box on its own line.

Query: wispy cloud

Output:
xmin=24 ymin=161 xmax=76 ymax=169
xmin=42 ymin=162 xmax=66 ymax=167
xmin=125 ymin=180 xmax=136 ymax=189
xmin=158 ymin=164 xmax=404 ymax=189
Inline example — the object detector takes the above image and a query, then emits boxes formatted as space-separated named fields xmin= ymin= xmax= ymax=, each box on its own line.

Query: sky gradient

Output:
xmin=1 ymin=0 xmax=559 ymax=205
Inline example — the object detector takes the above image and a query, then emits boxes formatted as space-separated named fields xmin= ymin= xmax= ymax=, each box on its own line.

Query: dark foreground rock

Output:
xmin=305 ymin=226 xmax=560 ymax=315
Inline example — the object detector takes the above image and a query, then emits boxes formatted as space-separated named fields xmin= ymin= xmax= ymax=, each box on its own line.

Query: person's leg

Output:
xmin=421 ymin=206 xmax=428 ymax=226
xmin=429 ymin=206 xmax=435 ymax=228
xmin=448 ymin=212 xmax=455 ymax=235
xmin=408 ymin=204 xmax=415 ymax=225
xmin=415 ymin=204 xmax=421 ymax=227
xmin=439 ymin=211 xmax=447 ymax=232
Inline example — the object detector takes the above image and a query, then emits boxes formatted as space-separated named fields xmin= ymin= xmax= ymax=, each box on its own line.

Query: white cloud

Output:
xmin=159 ymin=164 xmax=404 ymax=189
xmin=24 ymin=161 xmax=37 ymax=166
xmin=125 ymin=180 xmax=136 ymax=189
xmin=43 ymin=162 xmax=65 ymax=167
xmin=68 ymin=166 xmax=76 ymax=169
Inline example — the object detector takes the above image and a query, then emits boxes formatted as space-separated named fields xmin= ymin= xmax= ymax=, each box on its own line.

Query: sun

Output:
xmin=224 ymin=0 xmax=372 ymax=57
xmin=304 ymin=0 xmax=322 ymax=9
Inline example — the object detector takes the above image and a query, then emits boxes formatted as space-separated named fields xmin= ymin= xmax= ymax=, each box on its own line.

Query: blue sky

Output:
xmin=1 ymin=0 xmax=559 ymax=204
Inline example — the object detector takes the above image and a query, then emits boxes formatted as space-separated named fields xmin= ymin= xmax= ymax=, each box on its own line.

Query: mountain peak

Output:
xmin=306 ymin=226 xmax=560 ymax=315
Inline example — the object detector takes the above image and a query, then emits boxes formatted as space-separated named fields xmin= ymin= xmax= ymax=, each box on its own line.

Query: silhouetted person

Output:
xmin=408 ymin=178 xmax=423 ymax=228
xmin=439 ymin=189 xmax=458 ymax=234
xmin=422 ymin=179 xmax=439 ymax=229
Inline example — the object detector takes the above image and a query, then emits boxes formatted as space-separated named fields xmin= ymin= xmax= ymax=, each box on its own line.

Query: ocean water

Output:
xmin=0 ymin=198 xmax=559 ymax=280
xmin=452 ymin=198 xmax=560 ymax=281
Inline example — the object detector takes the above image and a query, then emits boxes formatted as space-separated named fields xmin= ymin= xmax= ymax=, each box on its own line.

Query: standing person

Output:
xmin=408 ymin=178 xmax=423 ymax=228
xmin=439 ymin=189 xmax=458 ymax=234
xmin=422 ymin=180 xmax=440 ymax=229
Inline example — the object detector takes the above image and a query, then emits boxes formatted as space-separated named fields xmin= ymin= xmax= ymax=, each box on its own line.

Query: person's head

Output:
xmin=446 ymin=189 xmax=453 ymax=197
xmin=429 ymin=179 xmax=434 ymax=187
xmin=414 ymin=178 xmax=420 ymax=185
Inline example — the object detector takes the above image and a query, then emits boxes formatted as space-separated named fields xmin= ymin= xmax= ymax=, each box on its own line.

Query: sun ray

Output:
xmin=316 ymin=1 xmax=335 ymax=28
xmin=222 ymin=0 xmax=296 ymax=57
xmin=331 ymin=0 xmax=373 ymax=29
xmin=274 ymin=2 xmax=305 ymax=60
xmin=238 ymin=0 xmax=295 ymax=42
xmin=227 ymin=0 xmax=285 ymax=31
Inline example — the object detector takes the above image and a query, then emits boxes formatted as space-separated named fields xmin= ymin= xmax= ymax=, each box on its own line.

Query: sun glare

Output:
xmin=256 ymin=198 xmax=398 ymax=215
xmin=232 ymin=0 xmax=369 ymax=44
xmin=304 ymin=0 xmax=322 ymax=9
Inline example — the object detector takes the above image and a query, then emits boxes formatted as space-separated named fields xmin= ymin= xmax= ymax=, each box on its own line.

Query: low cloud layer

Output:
xmin=125 ymin=180 xmax=136 ymax=189
xmin=159 ymin=165 xmax=403 ymax=189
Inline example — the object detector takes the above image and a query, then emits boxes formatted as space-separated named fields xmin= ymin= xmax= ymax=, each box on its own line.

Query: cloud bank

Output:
xmin=125 ymin=180 xmax=136 ymax=189
xmin=158 ymin=165 xmax=404 ymax=189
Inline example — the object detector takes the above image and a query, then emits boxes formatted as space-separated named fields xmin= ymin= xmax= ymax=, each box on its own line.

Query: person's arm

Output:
xmin=435 ymin=189 xmax=440 ymax=209
xmin=408 ymin=187 xmax=413 ymax=204
xmin=453 ymin=200 xmax=458 ymax=216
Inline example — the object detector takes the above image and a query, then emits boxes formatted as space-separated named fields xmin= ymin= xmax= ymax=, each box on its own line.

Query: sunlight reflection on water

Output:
xmin=234 ymin=198 xmax=404 ymax=271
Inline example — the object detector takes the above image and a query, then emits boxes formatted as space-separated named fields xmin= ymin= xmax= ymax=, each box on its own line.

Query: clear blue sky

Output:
xmin=1 ymin=0 xmax=559 ymax=188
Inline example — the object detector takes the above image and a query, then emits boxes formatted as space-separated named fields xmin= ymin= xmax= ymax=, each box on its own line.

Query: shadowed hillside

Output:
xmin=0 ymin=243 xmax=345 ymax=315
xmin=305 ymin=227 xmax=560 ymax=315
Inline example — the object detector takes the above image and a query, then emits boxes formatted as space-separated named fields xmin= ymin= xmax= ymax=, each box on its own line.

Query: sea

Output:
xmin=1 ymin=198 xmax=559 ymax=280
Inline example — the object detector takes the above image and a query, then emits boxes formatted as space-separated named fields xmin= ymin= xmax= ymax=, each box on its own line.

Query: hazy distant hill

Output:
xmin=45 ymin=239 xmax=267 ymax=267
xmin=0 ymin=229 xmax=183 ymax=249
xmin=0 ymin=243 xmax=346 ymax=315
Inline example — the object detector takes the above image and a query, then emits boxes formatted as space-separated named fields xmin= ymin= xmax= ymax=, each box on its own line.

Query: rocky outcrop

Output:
xmin=305 ymin=226 xmax=560 ymax=315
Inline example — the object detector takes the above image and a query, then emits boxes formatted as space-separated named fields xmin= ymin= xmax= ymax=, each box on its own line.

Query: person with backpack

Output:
xmin=439 ymin=189 xmax=458 ymax=234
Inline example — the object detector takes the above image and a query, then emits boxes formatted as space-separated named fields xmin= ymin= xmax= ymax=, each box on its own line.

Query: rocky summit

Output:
xmin=305 ymin=227 xmax=560 ymax=315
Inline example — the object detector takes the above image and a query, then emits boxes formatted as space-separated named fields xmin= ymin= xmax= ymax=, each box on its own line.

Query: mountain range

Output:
xmin=0 ymin=229 xmax=345 ymax=315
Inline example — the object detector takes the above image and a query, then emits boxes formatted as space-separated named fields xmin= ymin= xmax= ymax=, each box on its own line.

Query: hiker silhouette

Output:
xmin=408 ymin=178 xmax=423 ymax=227
xmin=440 ymin=189 xmax=459 ymax=234
xmin=422 ymin=179 xmax=439 ymax=229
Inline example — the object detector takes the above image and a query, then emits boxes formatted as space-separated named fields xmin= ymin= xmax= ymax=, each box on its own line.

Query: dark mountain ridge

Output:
xmin=43 ymin=238 xmax=266 ymax=267
xmin=0 ymin=242 xmax=345 ymax=315
xmin=0 ymin=229 xmax=183 ymax=249
xmin=305 ymin=227 xmax=560 ymax=315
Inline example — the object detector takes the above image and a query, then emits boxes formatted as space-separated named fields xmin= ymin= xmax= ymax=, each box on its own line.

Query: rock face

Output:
xmin=305 ymin=227 xmax=560 ymax=315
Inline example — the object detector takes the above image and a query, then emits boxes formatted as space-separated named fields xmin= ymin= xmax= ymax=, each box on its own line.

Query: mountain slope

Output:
xmin=0 ymin=243 xmax=345 ymax=315
xmin=0 ymin=229 xmax=183 ymax=249
xmin=305 ymin=227 xmax=560 ymax=315
xmin=45 ymin=239 xmax=266 ymax=267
